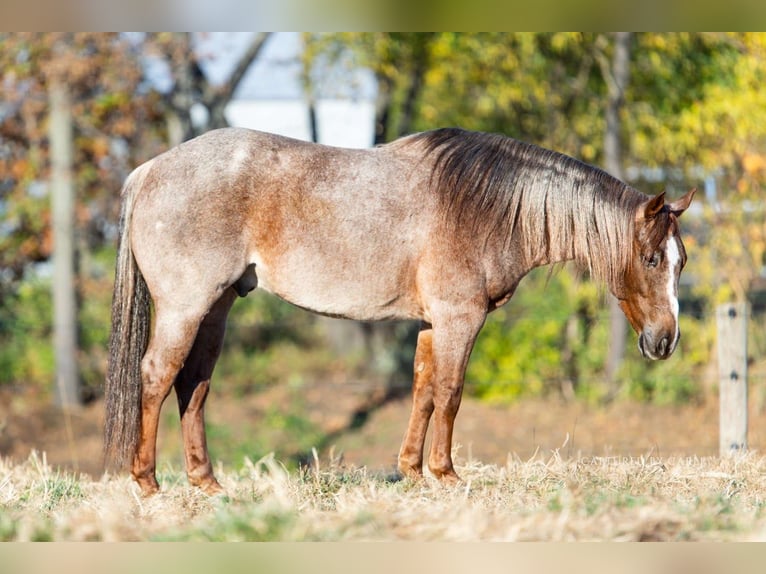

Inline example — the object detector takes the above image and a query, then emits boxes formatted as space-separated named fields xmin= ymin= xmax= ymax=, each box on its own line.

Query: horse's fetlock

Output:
xmin=131 ymin=470 xmax=160 ymax=496
xmin=397 ymin=459 xmax=424 ymax=480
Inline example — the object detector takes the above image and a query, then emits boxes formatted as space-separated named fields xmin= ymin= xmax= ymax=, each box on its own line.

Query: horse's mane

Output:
xmin=404 ymin=128 xmax=648 ymax=285
xmin=404 ymin=128 xmax=649 ymax=289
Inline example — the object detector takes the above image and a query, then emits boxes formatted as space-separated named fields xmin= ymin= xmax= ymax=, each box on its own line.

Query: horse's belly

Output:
xmin=253 ymin=258 xmax=419 ymax=321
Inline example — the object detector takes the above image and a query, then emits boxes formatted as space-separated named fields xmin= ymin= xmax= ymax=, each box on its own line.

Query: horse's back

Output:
xmin=129 ymin=128 xmax=435 ymax=321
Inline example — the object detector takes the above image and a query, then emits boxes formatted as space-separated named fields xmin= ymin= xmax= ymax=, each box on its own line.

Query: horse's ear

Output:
xmin=641 ymin=191 xmax=666 ymax=220
xmin=667 ymin=187 xmax=696 ymax=217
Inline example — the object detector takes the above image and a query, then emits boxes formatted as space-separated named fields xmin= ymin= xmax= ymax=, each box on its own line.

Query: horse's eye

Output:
xmin=645 ymin=251 xmax=660 ymax=268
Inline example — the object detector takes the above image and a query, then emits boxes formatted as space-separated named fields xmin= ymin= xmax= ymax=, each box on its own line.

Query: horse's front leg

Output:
xmin=398 ymin=305 xmax=485 ymax=483
xmin=398 ymin=324 xmax=435 ymax=479
xmin=427 ymin=305 xmax=486 ymax=483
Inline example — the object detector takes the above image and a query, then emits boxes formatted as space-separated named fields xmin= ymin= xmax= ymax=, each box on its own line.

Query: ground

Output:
xmin=1 ymin=381 xmax=765 ymax=480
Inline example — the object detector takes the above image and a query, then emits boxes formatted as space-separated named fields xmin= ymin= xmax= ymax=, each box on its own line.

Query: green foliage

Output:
xmin=33 ymin=475 xmax=84 ymax=512
xmin=0 ymin=247 xmax=115 ymax=397
xmin=0 ymin=275 xmax=54 ymax=388
xmin=469 ymin=268 xmax=577 ymax=401
xmin=217 ymin=293 xmax=339 ymax=393
xmin=0 ymin=512 xmax=18 ymax=541
xmin=78 ymin=245 xmax=116 ymax=396
xmin=205 ymin=407 xmax=325 ymax=471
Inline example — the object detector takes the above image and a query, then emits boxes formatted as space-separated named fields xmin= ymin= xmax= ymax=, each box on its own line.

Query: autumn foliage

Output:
xmin=1 ymin=33 xmax=766 ymax=405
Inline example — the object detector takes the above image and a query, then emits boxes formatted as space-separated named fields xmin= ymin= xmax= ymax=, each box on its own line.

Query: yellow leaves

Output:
xmin=742 ymin=152 xmax=766 ymax=176
xmin=429 ymin=37 xmax=452 ymax=60
xmin=628 ymin=33 xmax=766 ymax=178
xmin=550 ymin=32 xmax=582 ymax=52
xmin=579 ymin=143 xmax=597 ymax=163
xmin=648 ymin=35 xmax=668 ymax=50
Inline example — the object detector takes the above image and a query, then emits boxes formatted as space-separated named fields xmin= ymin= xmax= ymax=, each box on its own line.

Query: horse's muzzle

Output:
xmin=638 ymin=330 xmax=678 ymax=361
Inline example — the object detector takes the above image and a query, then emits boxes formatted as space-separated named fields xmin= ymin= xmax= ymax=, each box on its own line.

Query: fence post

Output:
xmin=716 ymin=303 xmax=748 ymax=457
xmin=50 ymin=79 xmax=81 ymax=409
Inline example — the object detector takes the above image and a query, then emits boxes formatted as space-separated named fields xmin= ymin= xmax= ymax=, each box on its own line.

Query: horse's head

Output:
xmin=617 ymin=188 xmax=696 ymax=360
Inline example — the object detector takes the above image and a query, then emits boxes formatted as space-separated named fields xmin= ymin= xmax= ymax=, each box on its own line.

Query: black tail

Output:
xmin=104 ymin=163 xmax=152 ymax=468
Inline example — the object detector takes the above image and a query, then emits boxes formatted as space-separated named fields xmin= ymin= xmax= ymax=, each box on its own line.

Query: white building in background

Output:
xmin=225 ymin=98 xmax=376 ymax=149
xmin=199 ymin=32 xmax=377 ymax=149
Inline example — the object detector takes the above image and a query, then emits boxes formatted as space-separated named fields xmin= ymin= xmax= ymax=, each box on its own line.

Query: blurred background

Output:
xmin=1 ymin=32 xmax=765 ymax=476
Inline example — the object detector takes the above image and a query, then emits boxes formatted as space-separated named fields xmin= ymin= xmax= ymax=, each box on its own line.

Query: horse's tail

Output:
xmin=104 ymin=161 xmax=153 ymax=469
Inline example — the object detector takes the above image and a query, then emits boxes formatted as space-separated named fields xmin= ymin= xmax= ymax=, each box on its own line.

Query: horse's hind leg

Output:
xmin=132 ymin=304 xmax=205 ymax=496
xmin=173 ymin=288 xmax=237 ymax=495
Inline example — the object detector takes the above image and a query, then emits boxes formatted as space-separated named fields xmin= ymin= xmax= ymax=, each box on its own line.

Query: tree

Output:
xmin=0 ymin=33 xmax=152 ymax=300
xmin=144 ymin=32 xmax=271 ymax=145
xmin=4 ymin=32 xmax=765 ymax=410
xmin=49 ymin=78 xmax=79 ymax=407
xmin=598 ymin=32 xmax=632 ymax=400
xmin=304 ymin=33 xmax=435 ymax=144
xmin=1 ymin=33 xmax=282 ymax=401
xmin=0 ymin=33 xmax=157 ymax=399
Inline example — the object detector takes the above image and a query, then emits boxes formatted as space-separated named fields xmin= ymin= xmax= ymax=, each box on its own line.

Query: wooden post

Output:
xmin=50 ymin=80 xmax=81 ymax=409
xmin=716 ymin=303 xmax=748 ymax=457
xmin=602 ymin=33 xmax=632 ymax=399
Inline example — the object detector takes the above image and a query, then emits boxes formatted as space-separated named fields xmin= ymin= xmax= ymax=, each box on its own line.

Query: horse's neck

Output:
xmin=479 ymin=229 xmax=575 ymax=306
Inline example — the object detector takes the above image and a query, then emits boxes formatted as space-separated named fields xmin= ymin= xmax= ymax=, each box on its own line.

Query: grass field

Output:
xmin=2 ymin=448 xmax=765 ymax=542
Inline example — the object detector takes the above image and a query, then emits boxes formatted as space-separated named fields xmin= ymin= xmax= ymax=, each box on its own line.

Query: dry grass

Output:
xmin=1 ymin=449 xmax=766 ymax=541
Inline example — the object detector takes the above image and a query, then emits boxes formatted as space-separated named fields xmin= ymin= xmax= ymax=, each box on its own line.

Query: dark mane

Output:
xmin=407 ymin=128 xmax=648 ymax=289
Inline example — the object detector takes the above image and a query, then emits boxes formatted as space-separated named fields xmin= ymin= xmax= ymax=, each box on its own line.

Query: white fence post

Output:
xmin=716 ymin=303 xmax=748 ymax=457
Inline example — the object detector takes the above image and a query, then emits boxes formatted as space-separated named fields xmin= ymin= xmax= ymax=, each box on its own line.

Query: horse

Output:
xmin=104 ymin=127 xmax=696 ymax=495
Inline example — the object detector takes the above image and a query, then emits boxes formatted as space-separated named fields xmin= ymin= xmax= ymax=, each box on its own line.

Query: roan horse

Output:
xmin=105 ymin=127 xmax=695 ymax=495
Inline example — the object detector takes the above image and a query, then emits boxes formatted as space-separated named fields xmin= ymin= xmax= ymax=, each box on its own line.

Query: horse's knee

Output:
xmin=433 ymin=382 xmax=463 ymax=415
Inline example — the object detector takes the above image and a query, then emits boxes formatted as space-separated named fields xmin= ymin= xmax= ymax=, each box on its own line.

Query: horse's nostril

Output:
xmin=657 ymin=336 xmax=669 ymax=357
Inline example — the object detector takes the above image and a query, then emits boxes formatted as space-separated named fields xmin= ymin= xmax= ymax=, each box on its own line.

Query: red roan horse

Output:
xmin=105 ymin=127 xmax=695 ymax=495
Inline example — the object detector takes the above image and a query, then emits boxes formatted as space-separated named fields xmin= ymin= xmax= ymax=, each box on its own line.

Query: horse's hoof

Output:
xmin=440 ymin=474 xmax=462 ymax=486
xmin=134 ymin=476 xmax=161 ymax=497
xmin=430 ymin=468 xmax=462 ymax=486
xmin=194 ymin=477 xmax=225 ymax=496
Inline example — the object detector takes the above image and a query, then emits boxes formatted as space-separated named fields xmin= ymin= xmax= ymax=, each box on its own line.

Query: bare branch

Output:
xmin=205 ymin=32 xmax=272 ymax=109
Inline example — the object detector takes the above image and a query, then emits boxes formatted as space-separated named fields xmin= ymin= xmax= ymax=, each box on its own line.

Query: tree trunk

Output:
xmin=49 ymin=80 xmax=81 ymax=409
xmin=373 ymin=74 xmax=394 ymax=145
xmin=602 ymin=32 xmax=632 ymax=401
xmin=157 ymin=32 xmax=272 ymax=144
xmin=206 ymin=33 xmax=271 ymax=131
xmin=396 ymin=34 xmax=433 ymax=137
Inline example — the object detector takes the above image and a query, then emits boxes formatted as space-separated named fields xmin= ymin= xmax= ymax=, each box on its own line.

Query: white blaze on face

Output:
xmin=665 ymin=236 xmax=681 ymax=346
